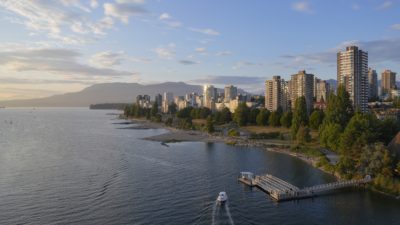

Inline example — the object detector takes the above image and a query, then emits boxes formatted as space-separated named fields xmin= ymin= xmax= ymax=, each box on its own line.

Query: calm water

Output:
xmin=0 ymin=108 xmax=399 ymax=225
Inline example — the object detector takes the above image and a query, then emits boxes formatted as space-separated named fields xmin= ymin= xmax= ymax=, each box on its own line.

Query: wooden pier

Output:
xmin=238 ymin=172 xmax=372 ymax=201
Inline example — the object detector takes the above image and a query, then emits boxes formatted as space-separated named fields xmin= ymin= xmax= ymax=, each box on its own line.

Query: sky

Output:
xmin=0 ymin=0 xmax=399 ymax=100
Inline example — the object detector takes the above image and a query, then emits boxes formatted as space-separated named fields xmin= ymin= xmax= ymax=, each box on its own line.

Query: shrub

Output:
xmin=227 ymin=129 xmax=240 ymax=137
xmin=165 ymin=118 xmax=173 ymax=126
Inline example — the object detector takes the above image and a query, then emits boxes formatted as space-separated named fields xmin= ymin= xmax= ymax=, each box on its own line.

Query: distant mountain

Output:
xmin=326 ymin=79 xmax=337 ymax=91
xmin=0 ymin=82 xmax=247 ymax=107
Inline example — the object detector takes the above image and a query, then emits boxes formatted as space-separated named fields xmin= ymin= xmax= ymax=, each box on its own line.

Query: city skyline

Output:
xmin=0 ymin=0 xmax=400 ymax=100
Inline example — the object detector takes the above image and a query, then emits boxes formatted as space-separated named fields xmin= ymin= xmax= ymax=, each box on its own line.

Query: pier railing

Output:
xmin=239 ymin=172 xmax=372 ymax=201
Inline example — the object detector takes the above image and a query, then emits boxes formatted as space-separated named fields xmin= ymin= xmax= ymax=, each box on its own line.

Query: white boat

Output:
xmin=217 ymin=191 xmax=228 ymax=203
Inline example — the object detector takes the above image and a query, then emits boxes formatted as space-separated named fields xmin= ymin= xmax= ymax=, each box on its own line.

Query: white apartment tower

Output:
xmin=162 ymin=92 xmax=174 ymax=113
xmin=381 ymin=69 xmax=397 ymax=98
xmin=337 ymin=46 xmax=368 ymax=112
xmin=203 ymin=85 xmax=217 ymax=110
xmin=290 ymin=70 xmax=314 ymax=114
xmin=265 ymin=76 xmax=288 ymax=112
xmin=224 ymin=85 xmax=238 ymax=102
xmin=314 ymin=78 xmax=330 ymax=103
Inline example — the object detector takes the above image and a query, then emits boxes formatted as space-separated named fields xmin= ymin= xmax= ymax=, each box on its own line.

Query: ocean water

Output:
xmin=0 ymin=108 xmax=399 ymax=225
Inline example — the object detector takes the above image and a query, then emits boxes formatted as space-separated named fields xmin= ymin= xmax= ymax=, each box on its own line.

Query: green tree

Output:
xmin=206 ymin=115 xmax=215 ymax=133
xmin=296 ymin=125 xmax=311 ymax=144
xmin=396 ymin=162 xmax=400 ymax=175
xmin=319 ymin=122 xmax=342 ymax=152
xmin=339 ymin=112 xmax=379 ymax=157
xmin=233 ymin=102 xmax=250 ymax=126
xmin=324 ymin=85 xmax=353 ymax=128
xmin=145 ymin=109 xmax=151 ymax=120
xmin=309 ymin=109 xmax=324 ymax=130
xmin=165 ymin=117 xmax=173 ymax=126
xmin=378 ymin=118 xmax=400 ymax=145
xmin=178 ymin=117 xmax=193 ymax=130
xmin=153 ymin=114 xmax=162 ymax=123
xmin=393 ymin=96 xmax=400 ymax=108
xmin=280 ymin=111 xmax=292 ymax=128
xmin=291 ymin=96 xmax=308 ymax=138
xmin=151 ymin=102 xmax=158 ymax=116
xmin=199 ymin=107 xmax=212 ymax=119
xmin=168 ymin=102 xmax=177 ymax=114
xmin=337 ymin=155 xmax=356 ymax=179
xmin=177 ymin=106 xmax=193 ymax=118
xmin=248 ymin=108 xmax=260 ymax=125
xmin=227 ymin=128 xmax=240 ymax=137
xmin=269 ymin=111 xmax=281 ymax=127
xmin=256 ymin=109 xmax=269 ymax=126
xmin=219 ymin=107 xmax=232 ymax=124
xmin=360 ymin=144 xmax=394 ymax=177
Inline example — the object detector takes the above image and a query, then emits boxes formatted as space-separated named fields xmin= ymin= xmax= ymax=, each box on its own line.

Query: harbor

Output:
xmin=238 ymin=172 xmax=372 ymax=201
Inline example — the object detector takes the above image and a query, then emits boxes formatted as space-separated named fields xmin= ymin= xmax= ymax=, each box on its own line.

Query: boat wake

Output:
xmin=211 ymin=200 xmax=234 ymax=225
xmin=224 ymin=203 xmax=234 ymax=225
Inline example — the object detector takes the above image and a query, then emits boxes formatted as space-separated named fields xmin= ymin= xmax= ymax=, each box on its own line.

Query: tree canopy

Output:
xmin=233 ymin=102 xmax=250 ymax=126
xmin=269 ymin=111 xmax=281 ymax=127
xmin=291 ymin=96 xmax=309 ymax=138
xmin=256 ymin=109 xmax=270 ymax=126
xmin=324 ymin=85 xmax=353 ymax=129
xmin=309 ymin=109 xmax=324 ymax=130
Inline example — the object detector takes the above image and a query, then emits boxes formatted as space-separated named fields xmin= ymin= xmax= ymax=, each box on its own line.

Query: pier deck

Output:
xmin=238 ymin=172 xmax=371 ymax=201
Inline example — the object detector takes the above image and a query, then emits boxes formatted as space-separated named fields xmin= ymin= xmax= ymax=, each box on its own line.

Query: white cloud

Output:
xmin=90 ymin=51 xmax=150 ymax=67
xmin=195 ymin=47 xmax=207 ymax=53
xmin=292 ymin=1 xmax=313 ymax=13
xmin=60 ymin=0 xmax=92 ymax=13
xmin=90 ymin=51 xmax=126 ymax=68
xmin=215 ymin=51 xmax=232 ymax=56
xmin=0 ymin=48 xmax=136 ymax=77
xmin=189 ymin=27 xmax=220 ymax=36
xmin=90 ymin=0 xmax=99 ymax=8
xmin=159 ymin=13 xmax=170 ymax=20
xmin=391 ymin=24 xmax=400 ymax=30
xmin=103 ymin=2 xmax=147 ymax=24
xmin=0 ymin=0 xmax=114 ymax=44
xmin=158 ymin=12 xmax=183 ymax=28
xmin=279 ymin=37 xmax=400 ymax=69
xmin=116 ymin=0 xmax=146 ymax=4
xmin=154 ymin=47 xmax=175 ymax=59
xmin=378 ymin=1 xmax=393 ymax=9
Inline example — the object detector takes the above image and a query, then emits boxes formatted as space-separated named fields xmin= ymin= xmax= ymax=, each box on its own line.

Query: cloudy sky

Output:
xmin=0 ymin=0 xmax=399 ymax=100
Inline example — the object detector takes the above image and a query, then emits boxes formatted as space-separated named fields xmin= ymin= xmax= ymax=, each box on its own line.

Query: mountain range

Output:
xmin=1 ymin=79 xmax=398 ymax=107
xmin=0 ymin=82 xmax=246 ymax=107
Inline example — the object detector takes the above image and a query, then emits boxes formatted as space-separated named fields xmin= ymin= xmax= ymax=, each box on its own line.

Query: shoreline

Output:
xmin=121 ymin=116 xmax=400 ymax=200
xmin=124 ymin=117 xmax=335 ymax=176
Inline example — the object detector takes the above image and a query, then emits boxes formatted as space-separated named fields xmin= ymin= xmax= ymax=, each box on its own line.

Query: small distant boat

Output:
xmin=217 ymin=191 xmax=228 ymax=203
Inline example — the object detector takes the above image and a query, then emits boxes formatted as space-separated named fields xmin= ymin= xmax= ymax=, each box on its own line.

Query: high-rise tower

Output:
xmin=337 ymin=46 xmax=368 ymax=112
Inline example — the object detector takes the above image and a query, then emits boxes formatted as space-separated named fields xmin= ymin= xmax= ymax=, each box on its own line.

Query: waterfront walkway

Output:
xmin=238 ymin=172 xmax=372 ymax=201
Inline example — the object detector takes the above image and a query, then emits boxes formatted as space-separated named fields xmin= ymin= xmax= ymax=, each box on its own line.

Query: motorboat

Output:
xmin=217 ymin=191 xmax=228 ymax=203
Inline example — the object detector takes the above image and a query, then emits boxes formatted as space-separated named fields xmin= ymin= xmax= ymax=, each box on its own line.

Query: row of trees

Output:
xmin=232 ymin=103 xmax=294 ymax=127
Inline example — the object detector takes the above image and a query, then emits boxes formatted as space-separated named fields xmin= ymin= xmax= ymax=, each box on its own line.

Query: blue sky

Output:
xmin=0 ymin=0 xmax=399 ymax=100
